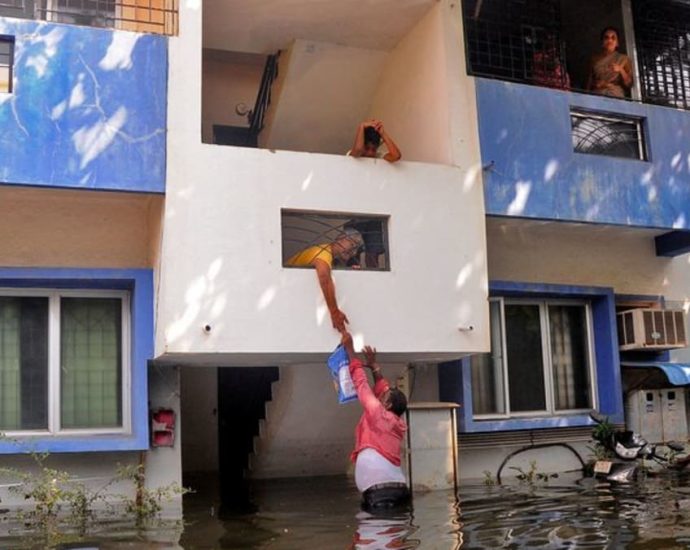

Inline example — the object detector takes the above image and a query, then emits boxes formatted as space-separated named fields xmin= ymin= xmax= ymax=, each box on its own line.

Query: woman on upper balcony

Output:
xmin=587 ymin=26 xmax=633 ymax=98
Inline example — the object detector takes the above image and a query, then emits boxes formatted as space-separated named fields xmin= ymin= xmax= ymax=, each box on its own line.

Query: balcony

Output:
xmin=476 ymin=78 xmax=690 ymax=230
xmin=154 ymin=147 xmax=489 ymax=365
xmin=464 ymin=0 xmax=690 ymax=231
xmin=198 ymin=0 xmax=470 ymax=166
xmin=0 ymin=15 xmax=167 ymax=192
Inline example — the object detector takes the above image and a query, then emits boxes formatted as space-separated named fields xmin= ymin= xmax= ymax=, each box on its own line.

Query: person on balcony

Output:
xmin=286 ymin=228 xmax=363 ymax=333
xmin=341 ymin=331 xmax=410 ymax=511
xmin=531 ymin=35 xmax=570 ymax=90
xmin=349 ymin=119 xmax=402 ymax=162
xmin=587 ymin=26 xmax=633 ymax=98
xmin=346 ymin=119 xmax=399 ymax=268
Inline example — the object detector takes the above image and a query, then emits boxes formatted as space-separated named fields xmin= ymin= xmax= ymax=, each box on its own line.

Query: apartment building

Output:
xmin=441 ymin=0 xmax=690 ymax=478
xmin=3 ymin=0 xmax=690 ymax=516
xmin=0 ymin=0 xmax=176 ymax=510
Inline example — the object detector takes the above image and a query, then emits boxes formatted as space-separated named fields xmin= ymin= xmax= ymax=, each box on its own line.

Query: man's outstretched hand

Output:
xmin=331 ymin=308 xmax=349 ymax=333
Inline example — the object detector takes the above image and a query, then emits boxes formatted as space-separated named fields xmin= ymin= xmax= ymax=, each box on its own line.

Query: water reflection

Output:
xmin=7 ymin=473 xmax=690 ymax=548
xmin=459 ymin=473 xmax=690 ymax=549
xmin=349 ymin=511 xmax=419 ymax=549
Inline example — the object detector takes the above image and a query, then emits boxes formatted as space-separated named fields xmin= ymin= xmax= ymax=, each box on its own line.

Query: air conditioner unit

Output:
xmin=617 ymin=308 xmax=687 ymax=351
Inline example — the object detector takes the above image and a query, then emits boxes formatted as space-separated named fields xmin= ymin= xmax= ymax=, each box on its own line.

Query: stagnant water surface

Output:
xmin=5 ymin=472 xmax=690 ymax=548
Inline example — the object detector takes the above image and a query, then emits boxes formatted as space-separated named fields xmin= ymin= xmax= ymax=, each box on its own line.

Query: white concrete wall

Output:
xmin=166 ymin=2 xmax=488 ymax=363
xmin=368 ymin=4 xmax=451 ymax=165
xmin=146 ymin=364 xmax=183 ymax=516
xmin=201 ymin=51 xmax=265 ymax=144
xmin=168 ymin=0 xmax=488 ymax=482
xmin=156 ymin=148 xmax=488 ymax=364
xmin=459 ymin=439 xmax=591 ymax=481
xmin=443 ymin=1 xmax=483 ymax=171
xmin=260 ymin=39 xmax=389 ymax=155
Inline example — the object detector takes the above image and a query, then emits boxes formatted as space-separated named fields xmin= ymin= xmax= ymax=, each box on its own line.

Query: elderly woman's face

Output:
xmin=602 ymin=30 xmax=618 ymax=52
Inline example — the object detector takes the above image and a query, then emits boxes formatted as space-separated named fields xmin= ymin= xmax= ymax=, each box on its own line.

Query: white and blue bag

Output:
xmin=327 ymin=344 xmax=358 ymax=404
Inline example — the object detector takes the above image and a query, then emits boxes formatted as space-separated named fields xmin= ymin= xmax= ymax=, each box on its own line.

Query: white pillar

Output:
xmin=405 ymin=402 xmax=459 ymax=492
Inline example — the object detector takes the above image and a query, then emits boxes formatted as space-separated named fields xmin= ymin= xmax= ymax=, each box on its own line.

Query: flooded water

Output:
xmin=5 ymin=472 xmax=690 ymax=548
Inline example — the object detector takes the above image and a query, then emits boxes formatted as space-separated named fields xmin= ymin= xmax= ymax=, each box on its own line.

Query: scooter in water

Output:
xmin=589 ymin=411 xmax=688 ymax=482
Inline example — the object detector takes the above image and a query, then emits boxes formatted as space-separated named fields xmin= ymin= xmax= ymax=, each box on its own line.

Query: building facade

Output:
xmin=3 ymin=0 xmax=690 ymax=516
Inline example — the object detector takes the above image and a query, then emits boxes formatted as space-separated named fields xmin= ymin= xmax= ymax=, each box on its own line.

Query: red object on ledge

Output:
xmin=151 ymin=408 xmax=176 ymax=448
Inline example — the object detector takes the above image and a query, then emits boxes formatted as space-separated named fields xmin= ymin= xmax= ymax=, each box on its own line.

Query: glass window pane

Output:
xmin=61 ymin=297 xmax=122 ymax=429
xmin=549 ymin=305 xmax=592 ymax=410
xmin=0 ymin=66 xmax=9 ymax=94
xmin=0 ymin=297 xmax=49 ymax=430
xmin=471 ymin=301 xmax=506 ymax=415
xmin=505 ymin=304 xmax=546 ymax=412
xmin=571 ymin=114 xmax=644 ymax=161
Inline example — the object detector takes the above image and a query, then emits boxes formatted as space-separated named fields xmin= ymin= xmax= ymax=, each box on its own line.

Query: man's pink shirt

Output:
xmin=349 ymin=359 xmax=407 ymax=466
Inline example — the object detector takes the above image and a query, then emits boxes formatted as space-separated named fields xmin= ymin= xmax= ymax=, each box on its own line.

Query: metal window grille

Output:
xmin=571 ymin=110 xmax=647 ymax=161
xmin=0 ymin=1 xmax=33 ymax=19
xmin=462 ymin=0 xmax=569 ymax=89
xmin=282 ymin=210 xmax=390 ymax=271
xmin=0 ymin=0 xmax=177 ymax=36
xmin=632 ymin=0 xmax=690 ymax=110
xmin=0 ymin=36 xmax=13 ymax=93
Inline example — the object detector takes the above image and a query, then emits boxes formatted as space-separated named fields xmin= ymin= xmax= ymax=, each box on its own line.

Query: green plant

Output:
xmin=509 ymin=460 xmax=558 ymax=485
xmin=482 ymin=470 xmax=496 ymax=486
xmin=589 ymin=415 xmax=617 ymax=462
xmin=0 ymin=434 xmax=188 ymax=542
xmin=0 ymin=449 xmax=104 ymax=548
xmin=116 ymin=463 xmax=189 ymax=525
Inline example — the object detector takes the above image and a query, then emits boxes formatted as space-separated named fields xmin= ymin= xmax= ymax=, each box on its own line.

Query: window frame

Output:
xmin=0 ymin=287 xmax=131 ymax=437
xmin=281 ymin=209 xmax=392 ymax=272
xmin=570 ymin=109 xmax=648 ymax=162
xmin=0 ymin=34 xmax=14 ymax=94
xmin=40 ymin=0 xmax=116 ymax=28
xmin=471 ymin=296 xmax=598 ymax=421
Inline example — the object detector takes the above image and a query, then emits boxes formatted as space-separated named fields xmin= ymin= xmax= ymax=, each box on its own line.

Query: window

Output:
xmin=470 ymin=298 xmax=596 ymax=418
xmin=633 ymin=0 xmax=690 ymax=110
xmin=0 ymin=36 xmax=13 ymax=94
xmin=0 ymin=0 xmax=178 ymax=35
xmin=0 ymin=290 xmax=129 ymax=434
xmin=0 ymin=1 xmax=34 ymax=19
xmin=571 ymin=110 xmax=647 ymax=161
xmin=463 ymin=0 xmax=567 ymax=87
xmin=39 ymin=0 xmax=115 ymax=28
xmin=282 ymin=210 xmax=390 ymax=271
xmin=462 ymin=0 xmax=646 ymax=100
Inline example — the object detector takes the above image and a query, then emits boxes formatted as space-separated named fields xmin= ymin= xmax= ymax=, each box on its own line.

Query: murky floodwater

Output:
xmin=5 ymin=472 xmax=690 ymax=548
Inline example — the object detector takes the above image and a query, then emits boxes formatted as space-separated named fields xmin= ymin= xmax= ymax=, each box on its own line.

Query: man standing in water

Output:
xmin=341 ymin=331 xmax=410 ymax=510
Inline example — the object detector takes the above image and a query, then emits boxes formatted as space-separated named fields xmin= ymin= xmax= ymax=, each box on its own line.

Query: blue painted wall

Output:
xmin=477 ymin=78 xmax=690 ymax=230
xmin=0 ymin=18 xmax=166 ymax=193
xmin=0 ymin=267 xmax=152 ymax=454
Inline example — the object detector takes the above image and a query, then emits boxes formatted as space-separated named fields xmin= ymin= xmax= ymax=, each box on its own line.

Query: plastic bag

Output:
xmin=327 ymin=344 xmax=358 ymax=404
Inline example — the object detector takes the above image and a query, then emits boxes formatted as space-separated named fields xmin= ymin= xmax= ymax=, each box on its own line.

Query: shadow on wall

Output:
xmin=0 ymin=18 xmax=166 ymax=191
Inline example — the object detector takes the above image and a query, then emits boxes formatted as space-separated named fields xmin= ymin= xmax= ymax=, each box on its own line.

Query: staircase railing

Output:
xmin=249 ymin=52 xmax=280 ymax=137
